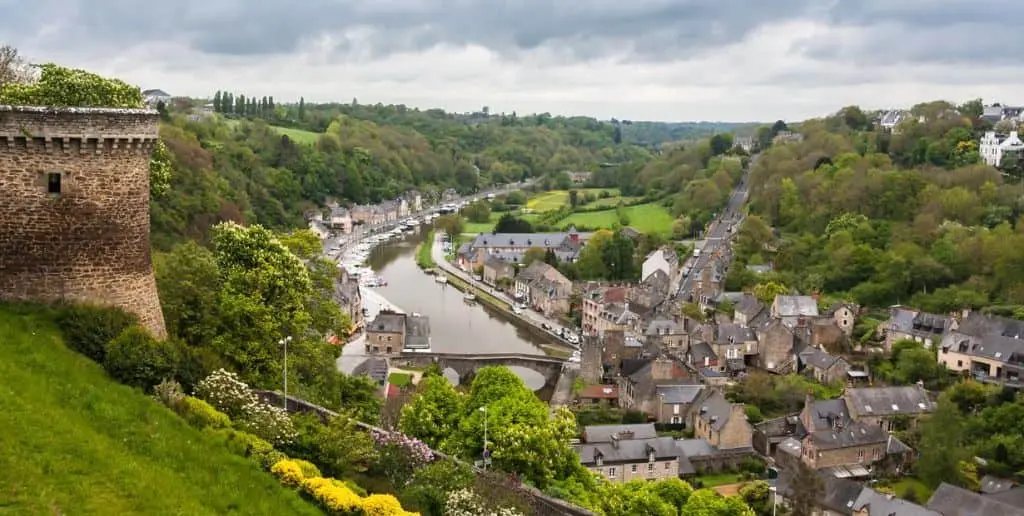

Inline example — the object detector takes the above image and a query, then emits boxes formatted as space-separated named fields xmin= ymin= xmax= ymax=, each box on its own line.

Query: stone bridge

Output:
xmin=392 ymin=352 xmax=569 ymax=388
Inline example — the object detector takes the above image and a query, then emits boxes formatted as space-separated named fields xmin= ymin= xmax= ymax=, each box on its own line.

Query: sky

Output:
xmin=2 ymin=0 xmax=1019 ymax=122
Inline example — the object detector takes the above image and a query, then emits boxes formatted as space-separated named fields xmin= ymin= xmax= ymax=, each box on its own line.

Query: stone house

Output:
xmin=644 ymin=317 xmax=689 ymax=352
xmin=826 ymin=302 xmax=859 ymax=337
xmin=466 ymin=228 xmax=591 ymax=266
xmin=596 ymin=302 xmax=645 ymax=335
xmin=685 ymin=341 xmax=719 ymax=372
xmin=334 ymin=270 xmax=364 ymax=334
xmin=576 ymin=384 xmax=619 ymax=406
xmin=755 ymin=319 xmax=797 ymax=373
xmin=938 ymin=313 xmax=1024 ymax=387
xmin=513 ymin=261 xmax=550 ymax=302
xmin=617 ymin=355 xmax=693 ymax=416
xmin=927 ymin=482 xmax=1024 ymax=516
xmin=404 ymin=190 xmax=422 ymax=213
xmin=691 ymin=390 xmax=753 ymax=450
xmin=799 ymin=346 xmax=850 ymax=385
xmin=575 ymin=424 xmax=681 ymax=483
xmin=404 ymin=314 xmax=431 ymax=350
xmin=641 ymin=246 xmax=679 ymax=283
xmin=581 ymin=285 xmax=628 ymax=335
xmin=771 ymin=295 xmax=821 ymax=328
xmin=568 ymin=171 xmax=591 ymax=184
xmin=482 ymin=255 xmax=514 ymax=287
xmin=528 ymin=273 xmax=573 ymax=317
xmin=881 ymin=306 xmax=956 ymax=352
xmin=603 ymin=330 xmax=645 ymax=373
xmin=328 ymin=206 xmax=353 ymax=233
xmin=366 ymin=311 xmax=406 ymax=355
xmin=794 ymin=394 xmax=889 ymax=470
xmin=655 ymin=384 xmax=705 ymax=425
xmin=712 ymin=323 xmax=758 ymax=375
xmin=733 ymin=294 xmax=767 ymax=326
xmin=842 ymin=385 xmax=935 ymax=431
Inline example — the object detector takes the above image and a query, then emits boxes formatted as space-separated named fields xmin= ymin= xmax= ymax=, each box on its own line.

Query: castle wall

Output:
xmin=0 ymin=105 xmax=167 ymax=337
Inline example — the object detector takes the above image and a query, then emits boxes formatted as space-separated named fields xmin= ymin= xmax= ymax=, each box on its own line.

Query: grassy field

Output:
xmin=0 ymin=305 xmax=322 ymax=516
xmin=415 ymin=230 xmax=436 ymax=268
xmin=559 ymin=202 xmax=674 ymax=235
xmin=387 ymin=372 xmax=412 ymax=387
xmin=525 ymin=188 xmax=620 ymax=212
xmin=272 ymin=126 xmax=321 ymax=145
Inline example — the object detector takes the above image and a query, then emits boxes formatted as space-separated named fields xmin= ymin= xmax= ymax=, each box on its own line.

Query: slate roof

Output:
xmin=676 ymin=438 xmax=716 ymax=457
xmin=958 ymin=313 xmax=1024 ymax=339
xmin=645 ymin=317 xmax=682 ymax=336
xmin=820 ymin=477 xmax=867 ymax=515
xmin=809 ymin=421 xmax=889 ymax=450
xmin=404 ymin=314 xmax=430 ymax=349
xmin=368 ymin=312 xmax=406 ymax=333
xmin=735 ymin=293 xmax=765 ymax=320
xmin=852 ymin=486 xmax=940 ymax=516
xmin=516 ymin=261 xmax=553 ymax=283
xmin=695 ymin=390 xmax=734 ymax=431
xmin=582 ymin=423 xmax=657 ymax=443
xmin=805 ymin=399 xmax=851 ymax=432
xmin=352 ymin=357 xmax=388 ymax=384
xmin=470 ymin=231 xmax=592 ymax=250
xmin=142 ymin=88 xmax=171 ymax=97
xmin=688 ymin=342 xmax=718 ymax=366
xmin=716 ymin=323 xmax=757 ymax=344
xmin=800 ymin=347 xmax=845 ymax=371
xmin=576 ymin=436 xmax=680 ymax=465
xmin=483 ymin=254 xmax=514 ymax=273
xmin=986 ymin=486 xmax=1024 ymax=507
xmin=656 ymin=384 xmax=705 ymax=404
xmin=927 ymin=482 xmax=1024 ymax=516
xmin=775 ymin=295 xmax=819 ymax=317
xmin=980 ymin=475 xmax=1016 ymax=494
xmin=844 ymin=385 xmax=935 ymax=417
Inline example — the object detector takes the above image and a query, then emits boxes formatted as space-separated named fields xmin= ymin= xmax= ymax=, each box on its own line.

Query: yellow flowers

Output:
xmin=273 ymin=461 xmax=420 ymax=515
xmin=270 ymin=459 xmax=304 ymax=487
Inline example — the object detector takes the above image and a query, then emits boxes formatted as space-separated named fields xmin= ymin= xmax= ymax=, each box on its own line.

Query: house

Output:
xmin=827 ymin=302 xmax=859 ymax=337
xmin=617 ymin=355 xmax=693 ymax=416
xmin=939 ymin=331 xmax=1024 ymax=387
xmin=404 ymin=191 xmax=423 ymax=212
xmin=773 ymin=131 xmax=804 ymax=144
xmin=980 ymin=131 xmax=1024 ymax=167
xmin=574 ymin=430 xmax=681 ymax=484
xmin=686 ymin=341 xmax=719 ymax=371
xmin=481 ymin=255 xmax=514 ymax=287
xmin=581 ymin=285 xmax=628 ymax=335
xmin=512 ymin=261 xmax=572 ymax=315
xmin=878 ymin=109 xmax=911 ymax=131
xmin=655 ymin=384 xmax=705 ymax=425
xmin=842 ymin=385 xmax=935 ymax=431
xmin=774 ymin=470 xmax=940 ymax=516
xmin=335 ymin=271 xmax=364 ymax=334
xmin=881 ymin=307 xmax=955 ymax=351
xmin=602 ymin=330 xmax=645 ymax=372
xmin=365 ymin=311 xmax=431 ymax=355
xmin=691 ymin=390 xmax=754 ymax=450
xmin=712 ymin=323 xmax=758 ymax=375
xmin=980 ymin=475 xmax=1017 ymax=495
xmin=926 ymin=482 xmax=1024 ymax=516
xmin=771 ymin=295 xmax=821 ymax=328
xmin=461 ymin=228 xmax=592 ymax=270
xmin=981 ymin=103 xmax=1024 ymax=124
xmin=568 ymin=171 xmax=591 ymax=184
xmin=595 ymin=301 xmax=645 ymax=335
xmin=328 ymin=206 xmax=353 ymax=233
xmin=308 ymin=219 xmax=331 ymax=239
xmin=644 ymin=316 xmax=688 ymax=351
xmin=734 ymin=136 xmax=755 ymax=153
xmin=513 ymin=261 xmax=550 ymax=302
xmin=142 ymin=89 xmax=172 ymax=107
xmin=583 ymin=423 xmax=657 ymax=443
xmin=366 ymin=311 xmax=406 ymax=355
xmin=799 ymin=346 xmax=850 ymax=385
xmin=733 ymin=294 xmax=766 ymax=326
xmin=755 ymin=318 xmax=797 ymax=373
xmin=641 ymin=246 xmax=679 ymax=282
xmin=351 ymin=357 xmax=389 ymax=386
xmin=577 ymin=384 xmax=619 ymax=406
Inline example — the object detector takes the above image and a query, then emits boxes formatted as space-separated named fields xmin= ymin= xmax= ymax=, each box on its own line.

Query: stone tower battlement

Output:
xmin=0 ymin=105 xmax=167 ymax=337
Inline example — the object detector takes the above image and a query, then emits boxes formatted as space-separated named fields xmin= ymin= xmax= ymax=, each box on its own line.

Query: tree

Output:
xmin=494 ymin=214 xmax=533 ymax=233
xmin=0 ymin=44 xmax=33 ymax=88
xmin=400 ymin=460 xmax=475 ymax=516
xmin=787 ymin=463 xmax=823 ymax=516
xmin=522 ymin=247 xmax=546 ymax=266
xmin=399 ymin=375 xmax=466 ymax=449
xmin=435 ymin=214 xmax=465 ymax=236
xmin=155 ymin=241 xmax=223 ymax=348
xmin=916 ymin=397 xmax=969 ymax=488
xmin=681 ymin=489 xmax=755 ymax=516
xmin=313 ymin=414 xmax=378 ymax=479
xmin=212 ymin=90 xmax=222 ymax=113
xmin=739 ymin=481 xmax=772 ymax=516
xmin=569 ymin=189 xmax=579 ymax=207
xmin=462 ymin=201 xmax=492 ymax=223
xmin=575 ymin=229 xmax=613 ymax=279
xmin=601 ymin=232 xmax=638 ymax=281
xmin=298 ymin=97 xmax=306 ymax=120
xmin=753 ymin=281 xmax=789 ymax=304
xmin=709 ymin=134 xmax=734 ymax=156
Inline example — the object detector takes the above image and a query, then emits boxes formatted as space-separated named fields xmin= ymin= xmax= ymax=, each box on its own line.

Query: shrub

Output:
xmin=271 ymin=459 xmax=305 ymax=487
xmin=292 ymin=459 xmax=321 ymax=479
xmin=257 ymin=449 xmax=289 ymax=471
xmin=153 ymin=379 xmax=185 ymax=410
xmin=103 ymin=325 xmax=180 ymax=390
xmin=361 ymin=493 xmax=405 ymax=516
xmin=195 ymin=369 xmax=296 ymax=445
xmin=235 ymin=401 xmax=297 ymax=446
xmin=179 ymin=396 xmax=231 ymax=429
xmin=301 ymin=477 xmax=363 ymax=515
xmin=55 ymin=303 xmax=137 ymax=363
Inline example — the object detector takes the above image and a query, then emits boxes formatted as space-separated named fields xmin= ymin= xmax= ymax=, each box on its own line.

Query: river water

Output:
xmin=343 ymin=226 xmax=555 ymax=391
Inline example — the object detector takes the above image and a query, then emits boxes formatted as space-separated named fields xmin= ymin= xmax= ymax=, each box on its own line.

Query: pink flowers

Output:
xmin=369 ymin=428 xmax=435 ymax=466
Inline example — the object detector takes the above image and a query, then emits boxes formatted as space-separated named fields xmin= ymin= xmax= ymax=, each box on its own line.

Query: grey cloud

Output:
xmin=3 ymin=0 xmax=818 ymax=62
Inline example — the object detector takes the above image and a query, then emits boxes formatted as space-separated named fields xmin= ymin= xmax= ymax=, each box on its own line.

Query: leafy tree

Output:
xmin=915 ymin=397 xmax=969 ymax=488
xmin=435 ymin=214 xmax=465 ymax=236
xmin=494 ymin=214 xmax=534 ymax=233
xmin=312 ymin=414 xmax=378 ymax=479
xmin=739 ymin=481 xmax=772 ymax=516
xmin=522 ymin=246 xmax=546 ymax=266
xmin=103 ymin=325 xmax=181 ymax=390
xmin=753 ymin=281 xmax=789 ymax=304
xmin=462 ymin=201 xmax=492 ymax=223
xmin=399 ymin=375 xmax=466 ymax=449
xmin=399 ymin=460 xmax=475 ymax=516
xmin=0 ymin=44 xmax=33 ymax=88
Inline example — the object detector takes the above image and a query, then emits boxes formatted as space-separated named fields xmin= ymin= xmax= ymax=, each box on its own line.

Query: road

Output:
xmin=675 ymin=156 xmax=755 ymax=302
xmin=430 ymin=232 xmax=582 ymax=353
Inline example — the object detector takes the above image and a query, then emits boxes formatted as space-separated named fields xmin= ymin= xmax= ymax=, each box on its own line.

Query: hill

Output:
xmin=0 ymin=304 xmax=323 ymax=516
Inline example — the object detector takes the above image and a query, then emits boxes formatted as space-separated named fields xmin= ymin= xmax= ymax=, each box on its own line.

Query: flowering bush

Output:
xmin=270 ymin=459 xmax=305 ymax=487
xmin=180 ymin=396 xmax=231 ymax=429
xmin=361 ymin=494 xmax=410 ymax=516
xmin=369 ymin=428 xmax=436 ymax=488
xmin=445 ymin=488 xmax=525 ymax=516
xmin=195 ymin=369 xmax=296 ymax=445
xmin=301 ymin=477 xmax=363 ymax=515
xmin=292 ymin=459 xmax=321 ymax=479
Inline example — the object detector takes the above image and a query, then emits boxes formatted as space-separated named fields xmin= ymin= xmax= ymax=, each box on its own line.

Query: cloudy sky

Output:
xmin=2 ymin=0 xmax=1017 ymax=122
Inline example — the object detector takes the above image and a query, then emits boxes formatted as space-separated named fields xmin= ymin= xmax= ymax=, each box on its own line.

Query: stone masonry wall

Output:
xmin=0 ymin=106 xmax=166 ymax=337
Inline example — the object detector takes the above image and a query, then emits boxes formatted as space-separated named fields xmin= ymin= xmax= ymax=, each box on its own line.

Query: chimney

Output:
xmin=618 ymin=430 xmax=635 ymax=440
xmin=610 ymin=434 xmax=620 ymax=449
xmin=804 ymin=390 xmax=814 ymax=413
xmin=651 ymin=357 xmax=675 ymax=380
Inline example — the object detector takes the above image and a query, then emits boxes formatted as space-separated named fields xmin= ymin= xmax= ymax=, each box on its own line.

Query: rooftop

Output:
xmin=582 ymin=423 xmax=657 ymax=443
xmin=843 ymin=385 xmax=934 ymax=416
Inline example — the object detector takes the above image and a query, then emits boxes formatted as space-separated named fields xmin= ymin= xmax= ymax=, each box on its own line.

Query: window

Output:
xmin=647 ymin=463 xmax=654 ymax=473
xmin=872 ymin=448 xmax=882 ymax=460
xmin=607 ymin=467 xmax=616 ymax=477
xmin=664 ymin=462 xmax=671 ymax=470
xmin=957 ymin=360 xmax=963 ymax=367
xmin=47 ymin=172 xmax=62 ymax=195
xmin=631 ymin=464 xmax=637 ymax=473
xmin=673 ymin=404 xmax=680 ymax=415
xmin=857 ymin=449 xmax=865 ymax=462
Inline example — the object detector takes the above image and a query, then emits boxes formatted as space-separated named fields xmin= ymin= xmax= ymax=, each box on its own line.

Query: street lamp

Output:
xmin=279 ymin=336 xmax=293 ymax=409
xmin=769 ymin=485 xmax=777 ymax=516
xmin=479 ymin=406 xmax=490 ymax=470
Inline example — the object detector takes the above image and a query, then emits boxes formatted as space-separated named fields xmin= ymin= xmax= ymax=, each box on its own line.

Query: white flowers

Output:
xmin=195 ymin=369 xmax=297 ymax=445
xmin=444 ymin=488 xmax=524 ymax=516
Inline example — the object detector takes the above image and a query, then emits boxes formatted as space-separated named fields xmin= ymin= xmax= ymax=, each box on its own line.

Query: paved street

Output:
xmin=430 ymin=232 xmax=580 ymax=349
xmin=675 ymin=156 xmax=755 ymax=301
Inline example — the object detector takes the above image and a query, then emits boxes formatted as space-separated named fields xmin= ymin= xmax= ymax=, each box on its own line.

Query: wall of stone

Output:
xmin=0 ymin=106 xmax=166 ymax=337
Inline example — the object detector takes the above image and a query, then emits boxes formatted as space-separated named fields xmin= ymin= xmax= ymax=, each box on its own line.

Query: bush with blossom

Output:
xmin=444 ymin=488 xmax=525 ymax=516
xmin=270 ymin=459 xmax=305 ymax=487
xmin=194 ymin=369 xmax=296 ymax=445
xmin=369 ymin=428 xmax=436 ymax=488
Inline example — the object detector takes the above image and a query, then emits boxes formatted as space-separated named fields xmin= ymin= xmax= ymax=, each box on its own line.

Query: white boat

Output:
xmin=435 ymin=276 xmax=448 ymax=284
xmin=463 ymin=293 xmax=476 ymax=302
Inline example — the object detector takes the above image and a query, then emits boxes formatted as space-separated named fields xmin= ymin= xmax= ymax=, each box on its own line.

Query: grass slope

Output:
xmin=272 ymin=126 xmax=321 ymax=145
xmin=560 ymin=203 xmax=674 ymax=235
xmin=0 ymin=305 xmax=322 ymax=516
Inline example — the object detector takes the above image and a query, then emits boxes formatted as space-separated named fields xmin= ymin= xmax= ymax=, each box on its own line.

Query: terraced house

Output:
xmin=574 ymin=424 xmax=681 ymax=483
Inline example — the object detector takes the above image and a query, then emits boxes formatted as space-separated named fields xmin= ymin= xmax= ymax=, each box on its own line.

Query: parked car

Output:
xmin=512 ymin=305 xmax=523 ymax=315
xmin=541 ymin=323 xmax=552 ymax=331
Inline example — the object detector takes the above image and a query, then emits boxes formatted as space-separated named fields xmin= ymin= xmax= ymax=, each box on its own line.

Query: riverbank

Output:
xmin=414 ymin=230 xmax=435 ymax=269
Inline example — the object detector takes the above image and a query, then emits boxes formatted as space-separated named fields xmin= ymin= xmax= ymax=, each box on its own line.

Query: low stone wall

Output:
xmin=254 ymin=390 xmax=596 ymax=516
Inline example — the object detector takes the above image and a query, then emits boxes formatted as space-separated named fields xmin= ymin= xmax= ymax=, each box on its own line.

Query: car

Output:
xmin=541 ymin=323 xmax=552 ymax=331
xmin=512 ymin=305 xmax=523 ymax=315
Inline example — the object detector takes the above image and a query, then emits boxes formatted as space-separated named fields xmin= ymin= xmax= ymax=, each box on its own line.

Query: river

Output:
xmin=342 ymin=226 xmax=557 ymax=392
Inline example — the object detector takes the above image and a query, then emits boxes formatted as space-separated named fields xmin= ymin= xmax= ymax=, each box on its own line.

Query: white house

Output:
xmin=308 ymin=219 xmax=331 ymax=239
xmin=142 ymin=89 xmax=172 ymax=107
xmin=641 ymin=247 xmax=679 ymax=282
xmin=329 ymin=206 xmax=353 ymax=233
xmin=980 ymin=131 xmax=1024 ymax=167
xmin=878 ymin=110 xmax=910 ymax=131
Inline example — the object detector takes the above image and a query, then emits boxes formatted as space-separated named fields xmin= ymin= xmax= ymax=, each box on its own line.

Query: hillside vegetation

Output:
xmin=0 ymin=305 xmax=322 ymax=516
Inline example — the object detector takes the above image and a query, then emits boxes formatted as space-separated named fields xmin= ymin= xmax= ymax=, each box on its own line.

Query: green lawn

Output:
xmin=272 ymin=126 xmax=321 ymax=145
xmin=526 ymin=188 xmax=621 ymax=212
xmin=0 ymin=305 xmax=322 ymax=516
xmin=388 ymin=372 xmax=412 ymax=387
xmin=694 ymin=472 xmax=745 ymax=487
xmin=559 ymin=202 xmax=674 ymax=235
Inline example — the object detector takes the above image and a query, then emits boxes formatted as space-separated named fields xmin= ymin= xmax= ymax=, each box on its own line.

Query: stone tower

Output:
xmin=0 ymin=105 xmax=167 ymax=337
xmin=579 ymin=334 xmax=604 ymax=384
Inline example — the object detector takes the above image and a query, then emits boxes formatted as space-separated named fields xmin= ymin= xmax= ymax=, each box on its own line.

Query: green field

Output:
xmin=272 ymin=126 xmax=321 ymax=144
xmin=0 ymin=305 xmax=321 ymax=516
xmin=559 ymin=203 xmax=674 ymax=235
xmin=388 ymin=372 xmax=412 ymax=387
xmin=526 ymin=189 xmax=620 ymax=212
